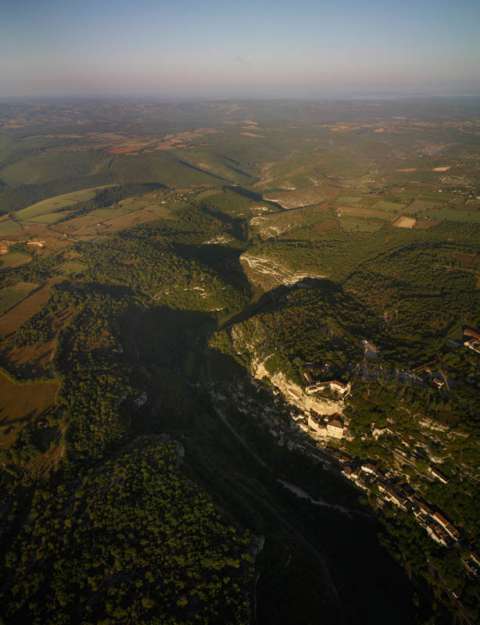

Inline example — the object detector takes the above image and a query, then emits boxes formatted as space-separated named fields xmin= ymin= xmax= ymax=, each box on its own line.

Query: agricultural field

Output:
xmin=0 ymin=217 xmax=23 ymax=236
xmin=15 ymin=185 xmax=114 ymax=221
xmin=0 ymin=280 xmax=57 ymax=336
xmin=0 ymin=250 xmax=31 ymax=268
xmin=340 ymin=215 xmax=386 ymax=232
xmin=0 ymin=281 xmax=37 ymax=315
xmin=0 ymin=369 xmax=59 ymax=450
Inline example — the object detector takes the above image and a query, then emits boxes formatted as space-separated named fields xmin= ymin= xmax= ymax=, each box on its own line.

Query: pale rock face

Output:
xmin=203 ymin=234 xmax=233 ymax=245
xmin=230 ymin=328 xmax=345 ymax=445
xmin=268 ymin=370 xmax=343 ymax=416
xmin=250 ymin=354 xmax=343 ymax=417
xmin=240 ymin=253 xmax=324 ymax=290
xmin=251 ymin=355 xmax=271 ymax=381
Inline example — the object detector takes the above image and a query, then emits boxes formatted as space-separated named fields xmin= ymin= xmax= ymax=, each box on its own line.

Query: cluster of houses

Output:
xmin=302 ymin=366 xmax=351 ymax=398
xmin=428 ymin=464 xmax=448 ymax=484
xmin=211 ymin=373 xmax=480 ymax=583
xmin=305 ymin=378 xmax=351 ymax=397
xmin=26 ymin=239 xmax=45 ymax=249
xmin=293 ymin=366 xmax=352 ymax=440
xmin=307 ymin=412 xmax=346 ymax=439
xmin=300 ymin=350 xmax=480 ymax=583
xmin=0 ymin=240 xmax=12 ymax=255
xmin=303 ymin=365 xmax=351 ymax=399
xmin=338 ymin=459 xmax=466 ymax=550
xmin=464 ymin=552 xmax=480 ymax=577
xmin=411 ymin=362 xmax=449 ymax=391
xmin=463 ymin=326 xmax=480 ymax=354
xmin=0 ymin=239 xmax=46 ymax=255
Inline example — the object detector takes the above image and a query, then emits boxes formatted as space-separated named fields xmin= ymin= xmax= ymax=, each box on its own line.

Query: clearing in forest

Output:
xmin=0 ymin=369 xmax=60 ymax=448
xmin=0 ymin=280 xmax=57 ymax=336
xmin=393 ymin=215 xmax=417 ymax=229
xmin=0 ymin=282 xmax=38 ymax=316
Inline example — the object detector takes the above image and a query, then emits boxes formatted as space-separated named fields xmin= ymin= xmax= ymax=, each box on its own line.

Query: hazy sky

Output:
xmin=1 ymin=0 xmax=479 ymax=98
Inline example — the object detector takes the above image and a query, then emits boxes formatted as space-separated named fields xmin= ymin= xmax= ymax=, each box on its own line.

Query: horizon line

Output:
xmin=1 ymin=92 xmax=480 ymax=104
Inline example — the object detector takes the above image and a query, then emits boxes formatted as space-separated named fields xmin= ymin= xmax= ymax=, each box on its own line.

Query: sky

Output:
xmin=1 ymin=0 xmax=479 ymax=98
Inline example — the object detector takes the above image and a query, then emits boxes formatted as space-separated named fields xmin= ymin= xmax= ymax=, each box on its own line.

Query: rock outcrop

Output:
xmin=240 ymin=253 xmax=324 ymax=291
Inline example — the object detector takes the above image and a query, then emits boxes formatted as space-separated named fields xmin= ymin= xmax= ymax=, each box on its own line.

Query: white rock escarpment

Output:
xmin=252 ymin=357 xmax=343 ymax=417
xmin=240 ymin=253 xmax=324 ymax=289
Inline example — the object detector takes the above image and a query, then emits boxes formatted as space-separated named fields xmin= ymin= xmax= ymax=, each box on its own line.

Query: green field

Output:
xmin=335 ymin=195 xmax=364 ymax=205
xmin=0 ymin=218 xmax=23 ymax=236
xmin=0 ymin=150 xmax=110 ymax=186
xmin=0 ymin=250 xmax=31 ymax=269
xmin=340 ymin=215 xmax=385 ymax=232
xmin=29 ymin=212 xmax=69 ymax=224
xmin=0 ymin=282 xmax=37 ymax=314
xmin=417 ymin=207 xmax=480 ymax=223
xmin=15 ymin=185 xmax=114 ymax=221
xmin=371 ymin=199 xmax=406 ymax=213
xmin=0 ymin=368 xmax=60 ymax=449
